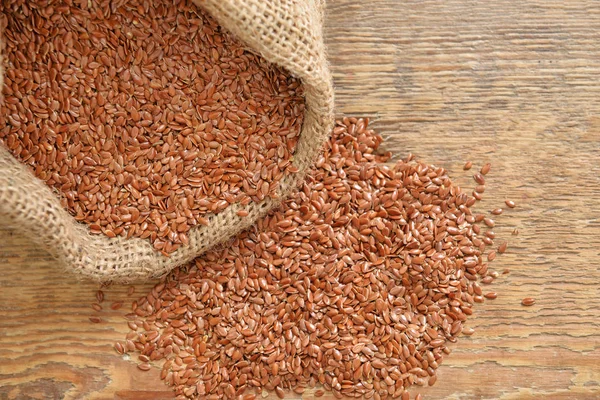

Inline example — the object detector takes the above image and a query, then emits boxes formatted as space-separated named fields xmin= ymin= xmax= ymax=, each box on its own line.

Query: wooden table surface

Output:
xmin=2 ymin=1 xmax=600 ymax=399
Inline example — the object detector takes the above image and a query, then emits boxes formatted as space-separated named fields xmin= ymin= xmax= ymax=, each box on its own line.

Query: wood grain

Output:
xmin=2 ymin=0 xmax=600 ymax=399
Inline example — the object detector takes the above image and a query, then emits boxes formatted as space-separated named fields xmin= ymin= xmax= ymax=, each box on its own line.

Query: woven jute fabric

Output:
xmin=0 ymin=0 xmax=334 ymax=282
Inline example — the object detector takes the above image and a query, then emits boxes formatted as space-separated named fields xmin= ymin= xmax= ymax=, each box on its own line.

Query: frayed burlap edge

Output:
xmin=0 ymin=0 xmax=334 ymax=282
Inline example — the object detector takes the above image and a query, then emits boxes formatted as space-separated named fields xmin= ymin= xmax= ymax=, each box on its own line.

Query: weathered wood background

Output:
xmin=2 ymin=0 xmax=600 ymax=399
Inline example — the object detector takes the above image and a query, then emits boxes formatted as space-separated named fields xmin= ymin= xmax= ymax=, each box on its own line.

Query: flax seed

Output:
xmin=275 ymin=387 xmax=285 ymax=399
xmin=473 ymin=173 xmax=485 ymax=185
xmin=521 ymin=297 xmax=536 ymax=306
xmin=462 ymin=327 xmax=475 ymax=336
xmin=480 ymin=163 xmax=491 ymax=175
xmin=463 ymin=161 xmax=473 ymax=170
xmin=114 ymin=342 xmax=125 ymax=355
xmin=138 ymin=363 xmax=151 ymax=371
xmin=498 ymin=242 xmax=508 ymax=254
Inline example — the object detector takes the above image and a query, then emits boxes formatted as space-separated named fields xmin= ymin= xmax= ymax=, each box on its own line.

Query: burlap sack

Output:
xmin=0 ymin=0 xmax=334 ymax=282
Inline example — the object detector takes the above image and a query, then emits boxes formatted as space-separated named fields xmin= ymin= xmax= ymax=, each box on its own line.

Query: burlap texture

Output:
xmin=0 ymin=0 xmax=334 ymax=282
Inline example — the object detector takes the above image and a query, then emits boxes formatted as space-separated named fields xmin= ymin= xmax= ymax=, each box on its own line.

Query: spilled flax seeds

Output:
xmin=117 ymin=118 xmax=510 ymax=399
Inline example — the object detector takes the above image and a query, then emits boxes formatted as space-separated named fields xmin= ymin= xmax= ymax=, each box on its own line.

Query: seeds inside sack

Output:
xmin=0 ymin=0 xmax=304 ymax=255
